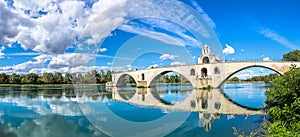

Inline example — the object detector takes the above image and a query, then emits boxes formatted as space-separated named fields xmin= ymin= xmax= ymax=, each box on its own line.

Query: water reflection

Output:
xmin=112 ymin=87 xmax=265 ymax=132
xmin=0 ymin=85 xmax=266 ymax=137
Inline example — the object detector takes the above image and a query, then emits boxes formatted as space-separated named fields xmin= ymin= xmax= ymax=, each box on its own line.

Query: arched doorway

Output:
xmin=202 ymin=57 xmax=210 ymax=64
xmin=201 ymin=68 xmax=208 ymax=78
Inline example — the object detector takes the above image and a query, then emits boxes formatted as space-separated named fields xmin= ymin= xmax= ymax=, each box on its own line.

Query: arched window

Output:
xmin=202 ymin=57 xmax=210 ymax=64
xmin=201 ymin=68 xmax=208 ymax=78
xmin=214 ymin=67 xmax=220 ymax=74
xmin=141 ymin=73 xmax=145 ymax=81
xmin=190 ymin=69 xmax=195 ymax=76
xmin=215 ymin=102 xmax=221 ymax=109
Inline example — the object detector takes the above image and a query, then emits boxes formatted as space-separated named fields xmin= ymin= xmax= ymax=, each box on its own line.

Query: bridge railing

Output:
xmin=221 ymin=59 xmax=283 ymax=63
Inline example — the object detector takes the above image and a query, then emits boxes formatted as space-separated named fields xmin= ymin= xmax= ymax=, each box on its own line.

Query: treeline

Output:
xmin=228 ymin=73 xmax=279 ymax=83
xmin=0 ymin=70 xmax=112 ymax=84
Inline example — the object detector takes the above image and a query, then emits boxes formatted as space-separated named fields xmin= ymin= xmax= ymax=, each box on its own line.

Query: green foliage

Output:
xmin=25 ymin=73 xmax=39 ymax=84
xmin=0 ymin=73 xmax=9 ymax=84
xmin=233 ymin=127 xmax=257 ymax=137
xmin=283 ymin=50 xmax=300 ymax=61
xmin=0 ymin=70 xmax=113 ymax=85
xmin=228 ymin=74 xmax=279 ymax=83
xmin=42 ymin=73 xmax=55 ymax=84
xmin=9 ymin=73 xmax=21 ymax=84
xmin=265 ymin=66 xmax=300 ymax=136
xmin=228 ymin=77 xmax=240 ymax=82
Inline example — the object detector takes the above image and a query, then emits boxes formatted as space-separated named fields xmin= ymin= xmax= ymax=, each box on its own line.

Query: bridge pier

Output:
xmin=196 ymin=78 xmax=212 ymax=89
xmin=137 ymin=81 xmax=147 ymax=88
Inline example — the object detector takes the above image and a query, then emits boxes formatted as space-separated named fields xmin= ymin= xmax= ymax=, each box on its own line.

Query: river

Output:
xmin=0 ymin=83 xmax=268 ymax=137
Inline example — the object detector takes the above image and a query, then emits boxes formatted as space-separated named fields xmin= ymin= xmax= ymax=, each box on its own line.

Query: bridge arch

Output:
xmin=219 ymin=65 xmax=282 ymax=87
xmin=116 ymin=73 xmax=138 ymax=87
xmin=147 ymin=69 xmax=195 ymax=88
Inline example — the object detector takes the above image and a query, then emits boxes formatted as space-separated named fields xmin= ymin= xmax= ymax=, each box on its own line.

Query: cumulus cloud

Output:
xmin=0 ymin=0 xmax=218 ymax=74
xmin=0 ymin=2 xmax=34 ymax=45
xmin=48 ymin=53 xmax=93 ymax=68
xmin=263 ymin=57 xmax=272 ymax=61
xmin=223 ymin=44 xmax=235 ymax=55
xmin=159 ymin=54 xmax=178 ymax=60
xmin=1 ymin=0 xmax=213 ymax=54
xmin=0 ymin=53 xmax=108 ymax=74
xmin=259 ymin=28 xmax=299 ymax=50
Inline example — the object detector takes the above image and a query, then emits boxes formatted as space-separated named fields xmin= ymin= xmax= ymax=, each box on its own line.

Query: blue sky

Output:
xmin=0 ymin=0 xmax=299 ymax=78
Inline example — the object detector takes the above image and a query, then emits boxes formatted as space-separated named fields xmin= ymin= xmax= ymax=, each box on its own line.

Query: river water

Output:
xmin=0 ymin=83 xmax=268 ymax=137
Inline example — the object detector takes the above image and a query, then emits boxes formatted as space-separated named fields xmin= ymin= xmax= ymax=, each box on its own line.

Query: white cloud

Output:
xmin=259 ymin=28 xmax=299 ymax=50
xmin=170 ymin=61 xmax=186 ymax=66
xmin=118 ymin=24 xmax=185 ymax=46
xmin=234 ymin=70 xmax=255 ymax=80
xmin=223 ymin=44 xmax=235 ymax=55
xmin=241 ymin=49 xmax=245 ymax=52
xmin=97 ymin=48 xmax=107 ymax=52
xmin=13 ymin=54 xmax=52 ymax=72
xmin=136 ymin=18 xmax=203 ymax=48
xmin=191 ymin=0 xmax=216 ymax=28
xmin=1 ymin=0 xmax=213 ymax=54
xmin=263 ymin=57 xmax=272 ymax=61
xmin=83 ymin=0 xmax=127 ymax=44
xmin=159 ymin=54 xmax=178 ymax=60
xmin=48 ymin=53 xmax=93 ymax=68
xmin=0 ymin=53 xmax=110 ymax=74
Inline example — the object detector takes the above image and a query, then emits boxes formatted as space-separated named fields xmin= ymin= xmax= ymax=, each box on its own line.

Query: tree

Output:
xmin=64 ymin=73 xmax=73 ymax=84
xmin=0 ymin=73 xmax=9 ymax=84
xmin=25 ymin=73 xmax=39 ymax=84
xmin=42 ymin=73 xmax=55 ymax=84
xmin=54 ymin=72 xmax=63 ymax=83
xmin=84 ymin=72 xmax=96 ymax=84
xmin=229 ymin=77 xmax=240 ymax=82
xmin=105 ymin=70 xmax=112 ymax=82
xmin=265 ymin=66 xmax=300 ymax=136
xmin=9 ymin=73 xmax=21 ymax=84
xmin=283 ymin=50 xmax=300 ymax=61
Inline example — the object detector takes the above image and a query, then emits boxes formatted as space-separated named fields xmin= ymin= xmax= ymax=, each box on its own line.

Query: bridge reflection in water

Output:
xmin=112 ymin=87 xmax=265 ymax=131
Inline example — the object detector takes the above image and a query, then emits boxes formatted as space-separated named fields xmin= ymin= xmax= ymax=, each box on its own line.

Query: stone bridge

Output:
xmin=107 ymin=45 xmax=300 ymax=88
xmin=109 ymin=61 xmax=300 ymax=88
